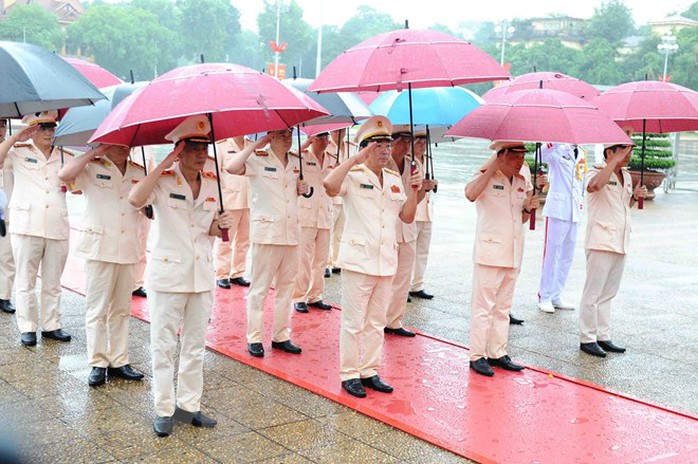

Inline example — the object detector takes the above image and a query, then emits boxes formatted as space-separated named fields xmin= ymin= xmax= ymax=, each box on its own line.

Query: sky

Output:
xmin=238 ymin=0 xmax=696 ymax=32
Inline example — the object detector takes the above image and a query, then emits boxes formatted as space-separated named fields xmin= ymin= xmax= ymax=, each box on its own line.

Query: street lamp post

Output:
xmin=657 ymin=33 xmax=679 ymax=82
xmin=495 ymin=20 xmax=515 ymax=67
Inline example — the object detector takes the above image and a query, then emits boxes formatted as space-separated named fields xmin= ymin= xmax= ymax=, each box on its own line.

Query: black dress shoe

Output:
xmin=41 ymin=329 xmax=71 ymax=342
xmin=0 ymin=299 xmax=16 ymax=314
xmin=509 ymin=314 xmax=524 ymax=325
xmin=360 ymin=375 xmax=393 ymax=393
xmin=341 ymin=378 xmax=366 ymax=398
xmin=271 ymin=339 xmax=302 ymax=354
xmin=409 ymin=290 xmax=434 ymax=300
xmin=132 ymin=287 xmax=147 ymax=298
xmin=384 ymin=326 xmax=416 ymax=337
xmin=108 ymin=364 xmax=144 ymax=381
xmin=324 ymin=268 xmax=331 ymax=278
xmin=469 ymin=358 xmax=494 ymax=377
xmin=597 ymin=340 xmax=626 ymax=353
xmin=308 ymin=300 xmax=332 ymax=310
xmin=229 ymin=277 xmax=251 ymax=287
xmin=248 ymin=343 xmax=264 ymax=357
xmin=294 ymin=302 xmax=309 ymax=313
xmin=216 ymin=278 xmax=231 ymax=289
xmin=153 ymin=416 xmax=173 ymax=437
xmin=88 ymin=367 xmax=107 ymax=387
xmin=331 ymin=267 xmax=341 ymax=274
xmin=20 ymin=332 xmax=37 ymax=347
xmin=488 ymin=355 xmax=525 ymax=371
xmin=580 ymin=342 xmax=607 ymax=358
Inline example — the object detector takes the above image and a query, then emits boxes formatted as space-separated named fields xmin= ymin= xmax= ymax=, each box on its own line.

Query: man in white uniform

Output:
xmin=0 ymin=118 xmax=16 ymax=314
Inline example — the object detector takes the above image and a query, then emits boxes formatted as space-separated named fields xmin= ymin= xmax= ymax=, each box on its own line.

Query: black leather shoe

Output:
xmin=324 ymin=268 xmax=331 ymax=278
xmin=192 ymin=411 xmax=217 ymax=427
xmin=384 ymin=327 xmax=416 ymax=337
xmin=153 ymin=416 xmax=173 ymax=437
xmin=580 ymin=342 xmax=607 ymax=358
xmin=271 ymin=339 xmax=302 ymax=354
xmin=469 ymin=358 xmax=494 ymax=377
xmin=409 ymin=290 xmax=434 ymax=300
xmin=597 ymin=340 xmax=626 ymax=353
xmin=488 ymin=355 xmax=525 ymax=371
xmin=294 ymin=302 xmax=309 ymax=313
xmin=248 ymin=343 xmax=264 ymax=357
xmin=360 ymin=375 xmax=393 ymax=393
xmin=88 ymin=367 xmax=107 ymax=387
xmin=509 ymin=314 xmax=524 ymax=325
xmin=216 ymin=278 xmax=231 ymax=289
xmin=0 ymin=299 xmax=15 ymax=314
xmin=20 ymin=332 xmax=37 ymax=347
xmin=229 ymin=277 xmax=251 ymax=287
xmin=308 ymin=300 xmax=332 ymax=310
xmin=341 ymin=378 xmax=366 ymax=398
xmin=132 ymin=287 xmax=147 ymax=298
xmin=41 ymin=329 xmax=71 ymax=342
xmin=108 ymin=364 xmax=144 ymax=381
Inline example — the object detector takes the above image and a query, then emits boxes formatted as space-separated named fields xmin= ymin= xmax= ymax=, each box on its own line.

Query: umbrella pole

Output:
xmin=529 ymin=143 xmax=540 ymax=231
xmin=140 ymin=146 xmax=154 ymax=220
xmin=206 ymin=113 xmax=229 ymax=242
xmin=297 ymin=126 xmax=314 ymax=198
xmin=638 ymin=119 xmax=646 ymax=210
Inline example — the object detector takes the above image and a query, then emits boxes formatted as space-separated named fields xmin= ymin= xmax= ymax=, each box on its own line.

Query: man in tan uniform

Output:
xmin=129 ymin=115 xmax=234 ymax=437
xmin=0 ymin=118 xmax=16 ymax=314
xmin=59 ymin=143 xmax=146 ymax=387
xmin=225 ymin=129 xmax=308 ymax=358
xmin=214 ymin=136 xmax=251 ymax=289
xmin=293 ymin=132 xmax=336 ymax=312
xmin=0 ymin=111 xmax=72 ymax=346
xmin=465 ymin=141 xmax=539 ymax=377
xmin=579 ymin=143 xmax=646 ymax=358
xmin=324 ymin=116 xmax=421 ymax=398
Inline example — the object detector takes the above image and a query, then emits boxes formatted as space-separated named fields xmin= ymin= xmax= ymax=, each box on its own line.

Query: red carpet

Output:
xmin=62 ymin=254 xmax=698 ymax=464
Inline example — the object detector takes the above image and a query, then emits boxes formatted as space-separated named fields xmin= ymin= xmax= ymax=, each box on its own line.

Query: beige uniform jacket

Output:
xmin=215 ymin=141 xmax=250 ymax=211
xmin=73 ymin=158 xmax=145 ymax=263
xmin=6 ymin=144 xmax=71 ymax=240
xmin=337 ymin=165 xmax=407 ymax=276
xmin=245 ymin=150 xmax=301 ymax=245
xmin=298 ymin=149 xmax=336 ymax=229
xmin=584 ymin=165 xmax=632 ymax=255
xmin=146 ymin=165 xmax=219 ymax=293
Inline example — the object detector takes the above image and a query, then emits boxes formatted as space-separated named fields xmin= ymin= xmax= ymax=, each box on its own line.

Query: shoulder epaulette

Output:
xmin=13 ymin=143 xmax=32 ymax=149
xmin=128 ymin=160 xmax=145 ymax=170
xmin=161 ymin=170 xmax=176 ymax=176
xmin=384 ymin=168 xmax=400 ymax=177
xmin=255 ymin=150 xmax=269 ymax=156
xmin=202 ymin=171 xmax=218 ymax=180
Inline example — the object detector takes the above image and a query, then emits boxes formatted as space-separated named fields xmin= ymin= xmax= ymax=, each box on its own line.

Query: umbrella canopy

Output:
xmin=369 ymin=86 xmax=483 ymax=126
xmin=446 ymin=88 xmax=632 ymax=145
xmin=89 ymin=63 xmax=329 ymax=147
xmin=282 ymin=77 xmax=371 ymax=126
xmin=308 ymin=29 xmax=509 ymax=93
xmin=0 ymin=41 xmax=106 ymax=117
xmin=54 ymin=82 xmax=147 ymax=147
xmin=63 ymin=57 xmax=122 ymax=88
xmin=483 ymin=72 xmax=600 ymax=101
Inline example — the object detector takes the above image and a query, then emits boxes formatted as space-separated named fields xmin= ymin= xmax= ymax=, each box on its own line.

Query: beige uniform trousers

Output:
xmin=340 ymin=269 xmax=393 ymax=381
xmin=85 ymin=260 xmax=136 ymax=367
xmin=293 ymin=227 xmax=330 ymax=304
xmin=12 ymin=234 xmax=68 ymax=333
xmin=328 ymin=203 xmax=345 ymax=268
xmin=0 ymin=228 xmax=14 ymax=300
xmin=469 ymin=263 xmax=519 ymax=361
xmin=214 ymin=208 xmax=250 ymax=280
xmin=246 ymin=243 xmax=297 ymax=344
xmin=150 ymin=289 xmax=212 ymax=417
xmin=410 ymin=221 xmax=433 ymax=292
xmin=385 ymin=240 xmax=416 ymax=329
xmin=134 ymin=213 xmax=150 ymax=290
xmin=579 ymin=250 xmax=626 ymax=344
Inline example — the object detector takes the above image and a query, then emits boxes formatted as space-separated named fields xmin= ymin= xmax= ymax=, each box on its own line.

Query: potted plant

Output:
xmin=628 ymin=133 xmax=675 ymax=200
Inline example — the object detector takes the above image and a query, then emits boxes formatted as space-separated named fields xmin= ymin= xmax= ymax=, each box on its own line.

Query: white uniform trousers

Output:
xmin=579 ymin=250 xmax=626 ymax=343
xmin=0 ymin=228 xmax=14 ymax=300
xmin=340 ymin=270 xmax=393 ymax=381
xmin=328 ymin=204 xmax=345 ymax=268
xmin=469 ymin=264 xmax=519 ymax=361
xmin=214 ymin=208 xmax=250 ymax=280
xmin=150 ymin=289 xmax=212 ymax=417
xmin=293 ymin=227 xmax=330 ymax=304
xmin=134 ymin=213 xmax=150 ymax=290
xmin=12 ymin=233 xmax=68 ymax=333
xmin=246 ymin=243 xmax=297 ymax=344
xmin=385 ymin=240 xmax=416 ymax=329
xmin=85 ymin=260 xmax=136 ymax=368
xmin=538 ymin=217 xmax=578 ymax=302
xmin=410 ymin=221 xmax=433 ymax=292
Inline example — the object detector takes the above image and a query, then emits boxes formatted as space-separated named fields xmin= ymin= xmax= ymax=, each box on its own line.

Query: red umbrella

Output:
xmin=63 ymin=57 xmax=122 ymax=88
xmin=483 ymin=72 xmax=599 ymax=101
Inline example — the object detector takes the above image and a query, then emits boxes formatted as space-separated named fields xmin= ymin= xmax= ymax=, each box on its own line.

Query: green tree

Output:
xmin=178 ymin=0 xmax=241 ymax=62
xmin=257 ymin=0 xmax=313 ymax=77
xmin=586 ymin=0 xmax=635 ymax=45
xmin=0 ymin=4 xmax=64 ymax=50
